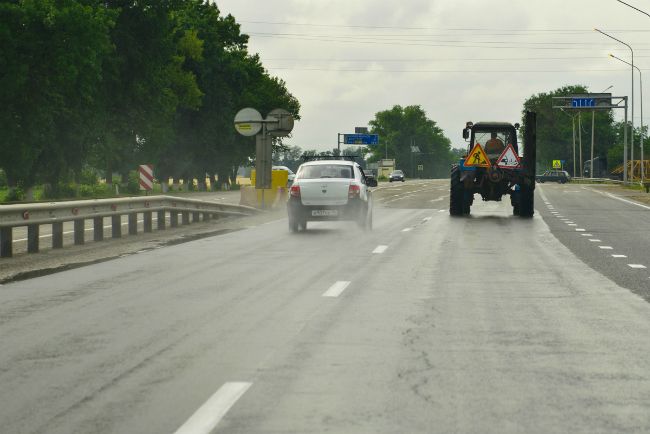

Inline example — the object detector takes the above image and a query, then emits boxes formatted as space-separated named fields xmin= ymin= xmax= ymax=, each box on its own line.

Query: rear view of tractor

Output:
xmin=450 ymin=111 xmax=537 ymax=217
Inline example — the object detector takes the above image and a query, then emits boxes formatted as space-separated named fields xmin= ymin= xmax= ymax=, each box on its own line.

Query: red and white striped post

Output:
xmin=139 ymin=164 xmax=154 ymax=193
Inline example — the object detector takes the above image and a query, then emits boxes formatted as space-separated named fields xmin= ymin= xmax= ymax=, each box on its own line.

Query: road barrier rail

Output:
xmin=0 ymin=195 xmax=259 ymax=258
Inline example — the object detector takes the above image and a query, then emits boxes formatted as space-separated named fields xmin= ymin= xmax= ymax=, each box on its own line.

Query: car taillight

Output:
xmin=290 ymin=184 xmax=301 ymax=197
xmin=348 ymin=184 xmax=360 ymax=198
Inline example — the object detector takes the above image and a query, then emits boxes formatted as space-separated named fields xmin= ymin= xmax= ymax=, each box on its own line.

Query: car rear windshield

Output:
xmin=297 ymin=164 xmax=353 ymax=179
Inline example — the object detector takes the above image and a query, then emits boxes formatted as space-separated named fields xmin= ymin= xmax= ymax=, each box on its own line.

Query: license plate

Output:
xmin=312 ymin=210 xmax=338 ymax=217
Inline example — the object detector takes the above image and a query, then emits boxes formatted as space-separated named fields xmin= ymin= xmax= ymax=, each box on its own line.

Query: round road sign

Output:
xmin=234 ymin=108 xmax=263 ymax=137
xmin=266 ymin=108 xmax=294 ymax=137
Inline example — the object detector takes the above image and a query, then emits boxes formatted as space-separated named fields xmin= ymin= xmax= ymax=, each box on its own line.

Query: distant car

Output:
xmin=287 ymin=158 xmax=377 ymax=232
xmin=272 ymin=165 xmax=296 ymax=185
xmin=536 ymin=170 xmax=570 ymax=184
xmin=389 ymin=170 xmax=405 ymax=182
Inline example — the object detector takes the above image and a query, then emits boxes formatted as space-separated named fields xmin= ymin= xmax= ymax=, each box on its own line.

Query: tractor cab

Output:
xmin=463 ymin=122 xmax=520 ymax=164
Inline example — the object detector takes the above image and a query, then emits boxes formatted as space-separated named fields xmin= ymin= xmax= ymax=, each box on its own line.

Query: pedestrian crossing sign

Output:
xmin=464 ymin=143 xmax=491 ymax=168
xmin=496 ymin=144 xmax=521 ymax=169
xmin=552 ymin=160 xmax=562 ymax=169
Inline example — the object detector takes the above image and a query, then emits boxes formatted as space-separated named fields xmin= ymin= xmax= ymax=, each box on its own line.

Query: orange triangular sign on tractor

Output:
xmin=464 ymin=143 xmax=491 ymax=168
xmin=496 ymin=144 xmax=521 ymax=169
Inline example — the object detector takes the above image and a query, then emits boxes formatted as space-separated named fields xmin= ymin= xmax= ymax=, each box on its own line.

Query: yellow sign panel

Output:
xmin=552 ymin=160 xmax=561 ymax=169
xmin=464 ymin=143 xmax=491 ymax=168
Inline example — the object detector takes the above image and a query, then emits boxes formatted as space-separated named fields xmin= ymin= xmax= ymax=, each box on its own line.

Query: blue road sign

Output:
xmin=572 ymin=98 xmax=595 ymax=108
xmin=343 ymin=134 xmax=379 ymax=145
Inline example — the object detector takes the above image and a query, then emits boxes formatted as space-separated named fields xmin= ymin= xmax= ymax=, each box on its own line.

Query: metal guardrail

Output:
xmin=0 ymin=195 xmax=259 ymax=258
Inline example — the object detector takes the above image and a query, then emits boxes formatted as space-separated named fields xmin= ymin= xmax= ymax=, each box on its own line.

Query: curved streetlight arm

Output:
xmin=616 ymin=0 xmax=650 ymax=19
xmin=609 ymin=54 xmax=641 ymax=74
xmin=594 ymin=28 xmax=633 ymax=58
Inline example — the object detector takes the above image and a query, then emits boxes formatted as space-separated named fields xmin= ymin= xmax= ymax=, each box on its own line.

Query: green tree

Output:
xmin=171 ymin=1 xmax=299 ymax=186
xmin=0 ymin=0 xmax=115 ymax=191
xmin=367 ymin=105 xmax=452 ymax=178
xmin=274 ymin=145 xmax=303 ymax=172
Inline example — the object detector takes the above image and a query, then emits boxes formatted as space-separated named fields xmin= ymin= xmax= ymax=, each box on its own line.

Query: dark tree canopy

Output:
xmin=0 ymin=0 xmax=300 ymax=192
xmin=367 ymin=105 xmax=453 ymax=178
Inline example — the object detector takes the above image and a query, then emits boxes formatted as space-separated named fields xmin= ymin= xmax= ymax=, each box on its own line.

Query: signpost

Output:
xmin=337 ymin=130 xmax=379 ymax=152
xmin=553 ymin=94 xmax=628 ymax=182
xmin=234 ymin=107 xmax=295 ymax=208
xmin=343 ymin=134 xmax=379 ymax=145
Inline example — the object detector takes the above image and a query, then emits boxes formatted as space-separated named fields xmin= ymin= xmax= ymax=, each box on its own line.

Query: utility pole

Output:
xmin=578 ymin=112 xmax=583 ymax=176
xmin=572 ymin=115 xmax=577 ymax=177
xmin=590 ymin=110 xmax=595 ymax=178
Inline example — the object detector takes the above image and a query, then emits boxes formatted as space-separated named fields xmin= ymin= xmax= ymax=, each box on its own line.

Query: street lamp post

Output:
xmin=595 ymin=29 xmax=635 ymax=182
xmin=610 ymin=54 xmax=645 ymax=182
xmin=560 ymin=108 xmax=578 ymax=177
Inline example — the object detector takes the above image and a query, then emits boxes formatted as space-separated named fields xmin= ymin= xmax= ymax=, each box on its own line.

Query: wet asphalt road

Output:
xmin=536 ymin=183 xmax=650 ymax=302
xmin=1 ymin=180 xmax=649 ymax=433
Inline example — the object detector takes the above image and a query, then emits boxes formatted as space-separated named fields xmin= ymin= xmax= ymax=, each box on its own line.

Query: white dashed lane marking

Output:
xmin=373 ymin=245 xmax=388 ymax=254
xmin=612 ymin=255 xmax=628 ymax=258
xmin=590 ymin=239 xmax=602 ymax=242
xmin=402 ymin=228 xmax=412 ymax=232
xmin=599 ymin=246 xmax=613 ymax=250
xmin=173 ymin=382 xmax=252 ymax=434
xmin=322 ymin=281 xmax=351 ymax=297
xmin=628 ymin=264 xmax=647 ymax=269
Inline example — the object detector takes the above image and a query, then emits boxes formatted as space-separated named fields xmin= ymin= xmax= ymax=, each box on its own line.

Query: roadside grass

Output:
xmin=0 ymin=181 xmax=241 ymax=204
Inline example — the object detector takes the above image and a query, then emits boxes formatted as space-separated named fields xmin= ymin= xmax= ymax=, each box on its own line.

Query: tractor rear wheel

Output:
xmin=450 ymin=165 xmax=465 ymax=216
xmin=519 ymin=183 xmax=534 ymax=217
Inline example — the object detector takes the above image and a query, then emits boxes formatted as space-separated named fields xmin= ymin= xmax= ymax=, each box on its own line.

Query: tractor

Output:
xmin=450 ymin=111 xmax=536 ymax=217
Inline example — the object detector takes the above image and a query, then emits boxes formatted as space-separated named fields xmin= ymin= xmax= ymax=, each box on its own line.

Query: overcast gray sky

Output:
xmin=217 ymin=0 xmax=649 ymax=151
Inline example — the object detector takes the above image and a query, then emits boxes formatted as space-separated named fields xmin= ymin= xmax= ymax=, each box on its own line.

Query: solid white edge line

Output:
xmin=604 ymin=192 xmax=650 ymax=210
xmin=322 ymin=281 xmax=351 ymax=297
xmin=373 ymin=245 xmax=388 ymax=254
xmin=174 ymin=382 xmax=252 ymax=434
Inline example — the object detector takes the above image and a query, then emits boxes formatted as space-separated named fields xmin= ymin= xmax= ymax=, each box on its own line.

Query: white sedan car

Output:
xmin=287 ymin=158 xmax=376 ymax=232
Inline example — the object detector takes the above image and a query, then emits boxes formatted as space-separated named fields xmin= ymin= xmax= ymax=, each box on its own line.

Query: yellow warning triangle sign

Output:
xmin=464 ymin=143 xmax=491 ymax=168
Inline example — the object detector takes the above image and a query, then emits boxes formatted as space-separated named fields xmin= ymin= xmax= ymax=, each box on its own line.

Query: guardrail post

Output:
xmin=28 ymin=224 xmax=39 ymax=253
xmin=94 ymin=217 xmax=104 ymax=241
xmin=0 ymin=227 xmax=12 ymax=258
xmin=170 ymin=211 xmax=179 ymax=227
xmin=192 ymin=211 xmax=200 ymax=223
xmin=128 ymin=213 xmax=137 ymax=235
xmin=182 ymin=211 xmax=190 ymax=225
xmin=157 ymin=210 xmax=166 ymax=230
xmin=52 ymin=222 xmax=63 ymax=249
xmin=144 ymin=211 xmax=152 ymax=233
xmin=203 ymin=213 xmax=211 ymax=222
xmin=74 ymin=220 xmax=85 ymax=245
xmin=112 ymin=215 xmax=121 ymax=238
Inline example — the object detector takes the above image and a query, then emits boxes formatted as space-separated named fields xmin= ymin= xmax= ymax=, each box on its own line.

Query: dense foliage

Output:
xmin=521 ymin=84 xmax=647 ymax=175
xmin=0 ymin=0 xmax=299 ymax=194
xmin=367 ymin=105 xmax=453 ymax=178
